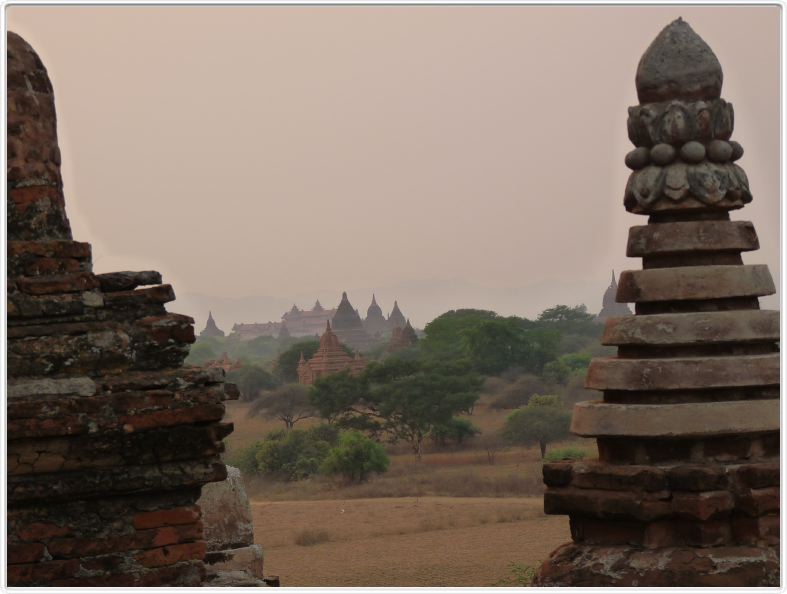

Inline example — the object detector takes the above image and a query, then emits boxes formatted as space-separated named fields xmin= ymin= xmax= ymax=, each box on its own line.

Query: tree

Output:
xmin=186 ymin=341 xmax=217 ymax=365
xmin=248 ymin=383 xmax=316 ymax=429
xmin=321 ymin=431 xmax=390 ymax=482
xmin=274 ymin=340 xmax=320 ymax=383
xmin=430 ymin=418 xmax=481 ymax=447
xmin=537 ymin=304 xmax=594 ymax=323
xmin=367 ymin=360 xmax=482 ymax=460
xmin=503 ymin=394 xmax=571 ymax=459
xmin=227 ymin=365 xmax=279 ymax=401
xmin=309 ymin=359 xmax=482 ymax=461
xmin=254 ymin=426 xmax=335 ymax=480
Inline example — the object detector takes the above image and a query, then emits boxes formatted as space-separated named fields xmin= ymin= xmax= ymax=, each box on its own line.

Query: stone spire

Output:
xmin=363 ymin=293 xmax=388 ymax=337
xmin=331 ymin=292 xmax=374 ymax=352
xmin=312 ymin=299 xmax=324 ymax=312
xmin=298 ymin=320 xmax=366 ymax=385
xmin=200 ymin=311 xmax=225 ymax=338
xmin=597 ymin=270 xmax=632 ymax=321
xmin=537 ymin=20 xmax=779 ymax=587
xmin=388 ymin=300 xmax=406 ymax=330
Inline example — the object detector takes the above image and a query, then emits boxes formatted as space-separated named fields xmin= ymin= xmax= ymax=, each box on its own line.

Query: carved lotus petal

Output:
xmin=660 ymin=102 xmax=692 ymax=144
xmin=695 ymin=102 xmax=713 ymax=140
xmin=713 ymin=101 xmax=734 ymax=140
xmin=687 ymin=162 xmax=728 ymax=204
xmin=628 ymin=165 xmax=665 ymax=208
xmin=730 ymin=163 xmax=752 ymax=202
xmin=663 ymin=163 xmax=689 ymax=201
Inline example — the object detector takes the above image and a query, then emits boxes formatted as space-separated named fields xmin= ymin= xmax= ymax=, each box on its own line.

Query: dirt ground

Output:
xmin=251 ymin=496 xmax=569 ymax=586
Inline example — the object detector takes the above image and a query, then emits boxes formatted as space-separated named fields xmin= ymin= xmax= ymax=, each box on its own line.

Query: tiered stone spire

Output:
xmin=200 ymin=311 xmax=225 ymax=337
xmin=537 ymin=19 xmax=779 ymax=586
xmin=597 ymin=271 xmax=633 ymax=321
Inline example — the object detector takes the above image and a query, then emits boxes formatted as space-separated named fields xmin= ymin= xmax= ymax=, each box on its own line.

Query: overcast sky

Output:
xmin=7 ymin=5 xmax=780 ymax=329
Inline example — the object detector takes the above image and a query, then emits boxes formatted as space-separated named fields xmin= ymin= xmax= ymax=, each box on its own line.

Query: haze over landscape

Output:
xmin=7 ymin=5 xmax=780 ymax=330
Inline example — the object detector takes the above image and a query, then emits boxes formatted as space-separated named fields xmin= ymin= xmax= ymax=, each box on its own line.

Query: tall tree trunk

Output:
xmin=539 ymin=440 xmax=547 ymax=459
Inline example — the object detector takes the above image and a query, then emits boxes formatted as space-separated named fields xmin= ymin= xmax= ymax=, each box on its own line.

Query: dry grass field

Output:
xmin=252 ymin=496 xmax=569 ymax=586
xmin=225 ymin=398 xmax=585 ymax=585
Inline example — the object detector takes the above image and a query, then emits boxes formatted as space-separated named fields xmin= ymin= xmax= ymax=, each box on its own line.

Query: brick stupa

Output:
xmin=537 ymin=19 xmax=779 ymax=586
xmin=7 ymin=32 xmax=240 ymax=586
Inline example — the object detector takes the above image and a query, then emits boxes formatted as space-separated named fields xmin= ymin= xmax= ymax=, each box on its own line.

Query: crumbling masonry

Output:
xmin=7 ymin=32 xmax=245 ymax=586
xmin=537 ymin=19 xmax=779 ymax=586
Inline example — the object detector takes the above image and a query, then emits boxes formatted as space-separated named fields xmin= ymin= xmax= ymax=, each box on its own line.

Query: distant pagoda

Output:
xmin=281 ymin=300 xmax=335 ymax=337
xmin=298 ymin=321 xmax=367 ymax=385
xmin=331 ymin=292 xmax=375 ymax=352
xmin=200 ymin=311 xmax=225 ymax=338
xmin=596 ymin=271 xmax=633 ymax=320
xmin=388 ymin=300 xmax=406 ymax=330
xmin=363 ymin=294 xmax=389 ymax=337
xmin=388 ymin=319 xmax=418 ymax=352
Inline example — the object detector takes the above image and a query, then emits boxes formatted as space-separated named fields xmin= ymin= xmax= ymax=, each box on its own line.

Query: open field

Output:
xmin=252 ymin=496 xmax=569 ymax=586
xmin=228 ymin=398 xmax=585 ymax=585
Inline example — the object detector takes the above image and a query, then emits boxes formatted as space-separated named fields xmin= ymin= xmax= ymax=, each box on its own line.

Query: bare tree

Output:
xmin=248 ymin=384 xmax=316 ymax=430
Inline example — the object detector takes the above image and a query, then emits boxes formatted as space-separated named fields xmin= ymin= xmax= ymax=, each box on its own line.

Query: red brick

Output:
xmin=8 ymin=542 xmax=45 ymax=563
xmin=737 ymin=487 xmax=780 ymax=516
xmin=7 ymin=559 xmax=80 ymax=585
xmin=570 ymin=517 xmax=644 ymax=545
xmin=152 ymin=523 xmax=203 ymax=547
xmin=644 ymin=520 xmax=684 ymax=548
xmin=133 ymin=506 xmax=200 ymax=530
xmin=135 ymin=541 xmax=206 ymax=568
xmin=17 ymin=521 xmax=72 ymax=541
xmin=672 ymin=490 xmax=734 ymax=520
xmin=732 ymin=513 xmax=780 ymax=545
xmin=543 ymin=462 xmax=573 ymax=487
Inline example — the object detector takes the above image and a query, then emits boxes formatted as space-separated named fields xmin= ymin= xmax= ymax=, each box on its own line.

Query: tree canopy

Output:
xmin=503 ymin=394 xmax=571 ymax=458
xmin=248 ymin=383 xmax=316 ymax=429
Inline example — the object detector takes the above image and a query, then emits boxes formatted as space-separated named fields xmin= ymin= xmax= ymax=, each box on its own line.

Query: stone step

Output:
xmin=586 ymin=353 xmax=779 ymax=391
xmin=617 ymin=265 xmax=775 ymax=303
xmin=571 ymin=399 xmax=779 ymax=438
xmin=602 ymin=310 xmax=779 ymax=346
xmin=627 ymin=220 xmax=759 ymax=257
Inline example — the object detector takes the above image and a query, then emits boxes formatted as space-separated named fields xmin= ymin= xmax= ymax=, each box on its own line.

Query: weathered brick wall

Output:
xmin=7 ymin=31 xmax=238 ymax=586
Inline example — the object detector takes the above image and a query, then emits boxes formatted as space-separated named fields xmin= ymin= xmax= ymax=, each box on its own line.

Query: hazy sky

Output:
xmin=7 ymin=5 xmax=781 ymax=329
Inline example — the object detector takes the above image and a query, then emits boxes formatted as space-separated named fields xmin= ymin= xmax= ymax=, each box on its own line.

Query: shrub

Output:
xmin=544 ymin=447 xmax=588 ymax=462
xmin=322 ymin=431 xmax=390 ymax=483
xmin=227 ymin=441 xmax=262 ymax=475
xmin=494 ymin=562 xmax=537 ymax=586
xmin=255 ymin=428 xmax=332 ymax=481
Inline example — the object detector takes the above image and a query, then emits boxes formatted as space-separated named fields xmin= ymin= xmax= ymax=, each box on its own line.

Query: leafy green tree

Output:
xmin=275 ymin=340 xmax=320 ymax=383
xmin=504 ymin=394 xmax=571 ymax=458
xmin=537 ymin=304 xmax=594 ymax=323
xmin=226 ymin=365 xmax=279 ymax=401
xmin=430 ymin=418 xmax=481 ymax=447
xmin=186 ymin=341 xmax=218 ymax=365
xmin=420 ymin=309 xmax=498 ymax=362
xmin=309 ymin=359 xmax=482 ymax=460
xmin=366 ymin=360 xmax=482 ymax=460
xmin=322 ymin=431 xmax=390 ymax=482
xmin=248 ymin=383 xmax=316 ymax=429
xmin=254 ymin=427 xmax=333 ymax=480
xmin=310 ymin=371 xmax=370 ymax=425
